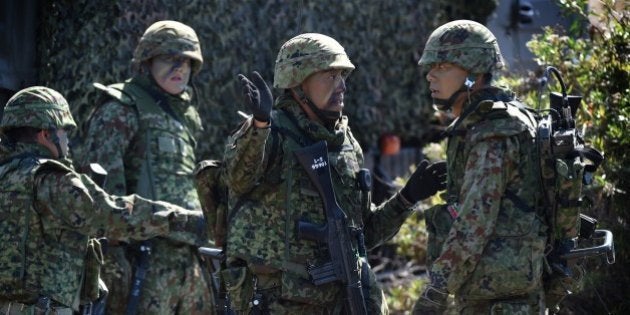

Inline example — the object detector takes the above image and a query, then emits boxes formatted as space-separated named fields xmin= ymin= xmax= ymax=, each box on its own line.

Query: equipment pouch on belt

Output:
xmin=280 ymin=271 xmax=338 ymax=305
xmin=221 ymin=266 xmax=253 ymax=311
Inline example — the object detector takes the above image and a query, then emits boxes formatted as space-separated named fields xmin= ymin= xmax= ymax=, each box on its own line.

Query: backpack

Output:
xmin=531 ymin=67 xmax=613 ymax=311
xmin=424 ymin=66 xmax=613 ymax=309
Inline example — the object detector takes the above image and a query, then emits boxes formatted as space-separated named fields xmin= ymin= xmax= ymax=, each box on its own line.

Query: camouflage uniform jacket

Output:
xmin=430 ymin=87 xmax=548 ymax=300
xmin=224 ymin=95 xmax=413 ymax=301
xmin=80 ymin=75 xmax=212 ymax=313
xmin=0 ymin=142 xmax=205 ymax=310
xmin=82 ymin=75 xmax=203 ymax=236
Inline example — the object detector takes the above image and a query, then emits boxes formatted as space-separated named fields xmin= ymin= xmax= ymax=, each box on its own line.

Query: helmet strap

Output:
xmin=432 ymin=75 xmax=477 ymax=112
xmin=290 ymin=88 xmax=341 ymax=127
xmin=47 ymin=128 xmax=66 ymax=159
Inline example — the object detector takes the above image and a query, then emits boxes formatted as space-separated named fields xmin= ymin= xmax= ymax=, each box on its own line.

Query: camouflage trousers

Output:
xmin=221 ymin=264 xmax=388 ymax=314
xmin=102 ymin=239 xmax=214 ymax=315
xmin=455 ymin=288 xmax=545 ymax=315
xmin=0 ymin=301 xmax=72 ymax=315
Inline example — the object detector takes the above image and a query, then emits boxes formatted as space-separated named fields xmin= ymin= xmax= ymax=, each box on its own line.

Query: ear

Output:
xmin=35 ymin=129 xmax=49 ymax=144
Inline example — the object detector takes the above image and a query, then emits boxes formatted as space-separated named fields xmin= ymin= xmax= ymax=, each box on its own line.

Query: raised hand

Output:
xmin=237 ymin=71 xmax=273 ymax=123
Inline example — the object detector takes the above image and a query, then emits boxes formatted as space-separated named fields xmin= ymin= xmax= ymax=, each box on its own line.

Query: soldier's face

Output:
xmin=150 ymin=54 xmax=191 ymax=95
xmin=301 ymin=69 xmax=348 ymax=112
xmin=426 ymin=62 xmax=468 ymax=100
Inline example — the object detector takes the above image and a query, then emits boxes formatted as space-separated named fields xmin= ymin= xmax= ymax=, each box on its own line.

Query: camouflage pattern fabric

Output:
xmin=273 ymin=33 xmax=355 ymax=89
xmin=0 ymin=142 xmax=205 ymax=311
xmin=36 ymin=1 xmax=497 ymax=158
xmin=220 ymin=264 xmax=387 ymax=314
xmin=132 ymin=20 xmax=203 ymax=74
xmin=80 ymin=74 xmax=212 ymax=314
xmin=417 ymin=19 xmax=504 ymax=75
xmin=223 ymin=94 xmax=416 ymax=313
xmin=426 ymin=88 xmax=548 ymax=312
xmin=424 ymin=204 xmax=455 ymax=269
xmin=456 ymin=288 xmax=545 ymax=315
xmin=0 ymin=86 xmax=76 ymax=130
xmin=193 ymin=159 xmax=228 ymax=246
xmin=82 ymin=76 xmax=202 ymax=209
xmin=551 ymin=156 xmax=585 ymax=241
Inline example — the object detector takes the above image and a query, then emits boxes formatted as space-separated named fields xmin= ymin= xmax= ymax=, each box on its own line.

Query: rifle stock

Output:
xmin=198 ymin=246 xmax=225 ymax=261
xmin=294 ymin=141 xmax=368 ymax=315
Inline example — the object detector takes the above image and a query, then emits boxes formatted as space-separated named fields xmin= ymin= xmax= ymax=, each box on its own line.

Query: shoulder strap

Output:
xmin=83 ymin=82 xmax=141 ymax=136
xmin=93 ymin=82 xmax=135 ymax=106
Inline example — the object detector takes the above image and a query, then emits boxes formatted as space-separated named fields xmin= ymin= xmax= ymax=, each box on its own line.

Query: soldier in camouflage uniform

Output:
xmin=80 ymin=21 xmax=213 ymax=314
xmin=0 ymin=86 xmax=207 ymax=315
xmin=412 ymin=20 xmax=548 ymax=314
xmin=223 ymin=33 xmax=446 ymax=314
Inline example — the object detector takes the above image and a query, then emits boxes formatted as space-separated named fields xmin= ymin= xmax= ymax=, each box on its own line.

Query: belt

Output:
xmin=0 ymin=300 xmax=73 ymax=315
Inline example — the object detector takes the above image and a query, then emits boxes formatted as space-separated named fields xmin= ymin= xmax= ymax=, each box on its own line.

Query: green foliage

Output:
xmin=386 ymin=278 xmax=426 ymax=314
xmin=502 ymin=0 xmax=629 ymax=312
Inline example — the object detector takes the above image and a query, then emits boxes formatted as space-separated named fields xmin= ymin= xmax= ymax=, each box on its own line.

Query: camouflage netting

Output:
xmin=36 ymin=0 xmax=496 ymax=159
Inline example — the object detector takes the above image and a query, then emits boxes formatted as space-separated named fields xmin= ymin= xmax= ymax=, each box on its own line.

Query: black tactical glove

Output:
xmin=412 ymin=285 xmax=448 ymax=315
xmin=400 ymin=160 xmax=447 ymax=204
xmin=237 ymin=71 xmax=273 ymax=123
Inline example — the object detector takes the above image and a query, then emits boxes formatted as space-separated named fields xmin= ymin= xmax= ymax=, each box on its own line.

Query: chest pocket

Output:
xmin=147 ymin=113 xmax=197 ymax=176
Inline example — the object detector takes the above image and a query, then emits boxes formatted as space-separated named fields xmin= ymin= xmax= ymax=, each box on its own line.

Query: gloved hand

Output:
xmin=237 ymin=71 xmax=273 ymax=123
xmin=400 ymin=160 xmax=447 ymax=204
xmin=412 ymin=285 xmax=448 ymax=315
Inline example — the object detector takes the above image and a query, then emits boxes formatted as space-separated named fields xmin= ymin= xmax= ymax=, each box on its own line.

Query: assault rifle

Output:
xmin=294 ymin=141 xmax=368 ymax=315
xmin=83 ymin=163 xmax=109 ymax=315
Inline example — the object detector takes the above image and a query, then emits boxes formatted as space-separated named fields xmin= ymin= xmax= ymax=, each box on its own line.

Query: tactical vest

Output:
xmin=446 ymin=100 xmax=548 ymax=299
xmin=94 ymin=81 xmax=200 ymax=209
xmin=226 ymin=109 xmax=367 ymax=303
xmin=0 ymin=156 xmax=88 ymax=309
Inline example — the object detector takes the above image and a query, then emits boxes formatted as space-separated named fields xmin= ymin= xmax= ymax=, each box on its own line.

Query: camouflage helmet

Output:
xmin=1 ymin=86 xmax=76 ymax=131
xmin=132 ymin=20 xmax=203 ymax=74
xmin=418 ymin=20 xmax=504 ymax=74
xmin=274 ymin=33 xmax=355 ymax=89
